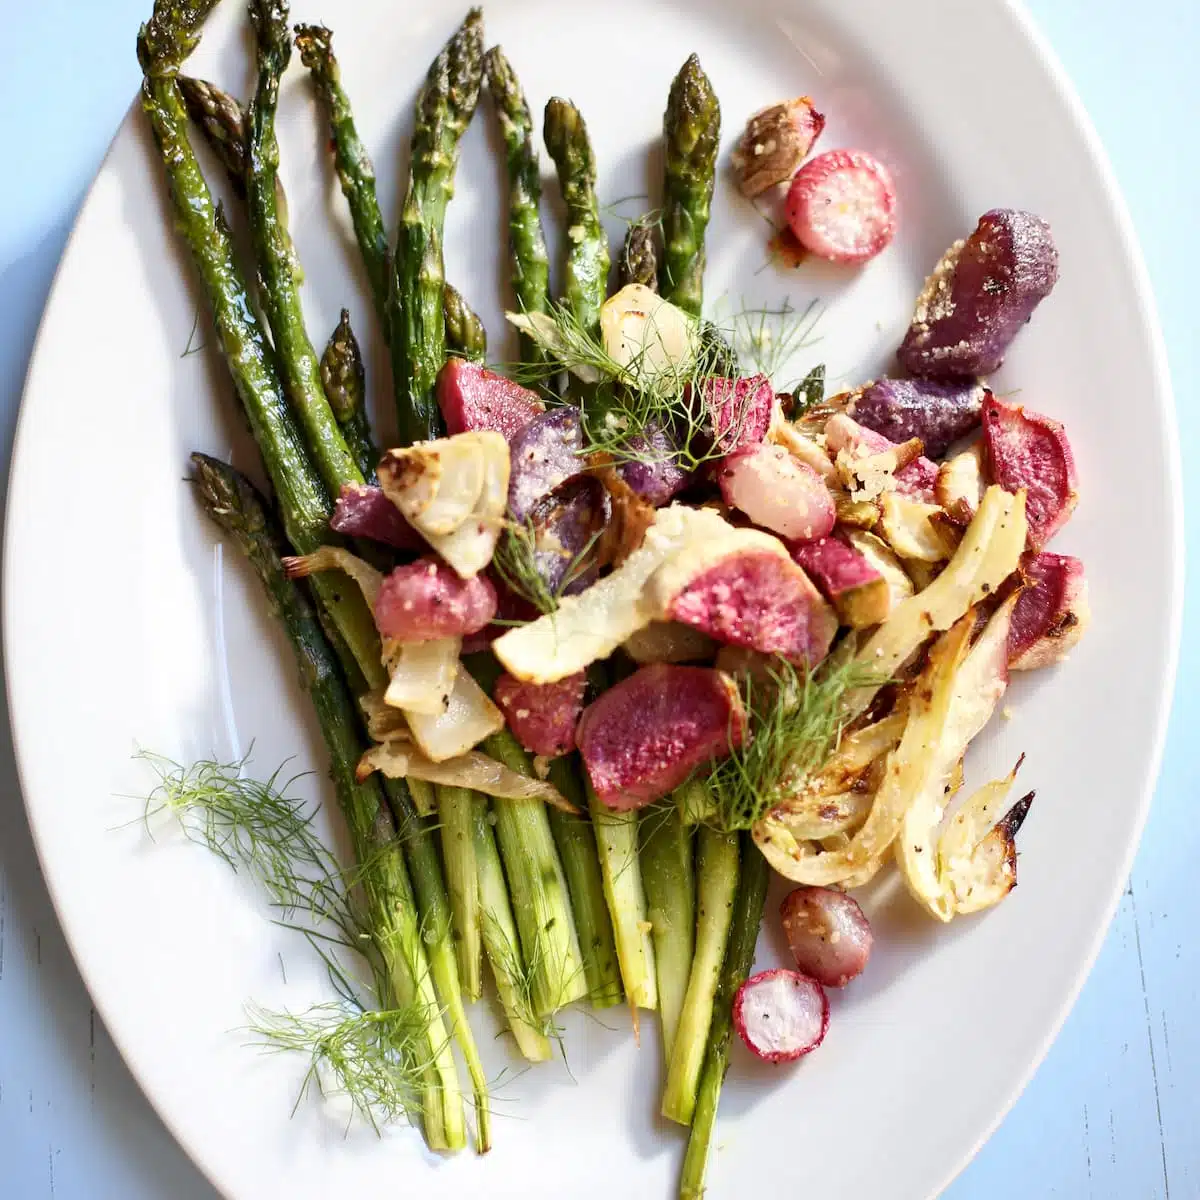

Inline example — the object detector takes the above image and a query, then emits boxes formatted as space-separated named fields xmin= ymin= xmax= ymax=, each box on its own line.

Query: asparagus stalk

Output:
xmin=619 ymin=220 xmax=659 ymax=291
xmin=175 ymin=82 xmax=376 ymax=486
xmin=140 ymin=13 xmax=483 ymax=1148
xmin=659 ymin=54 xmax=720 ymax=317
xmin=443 ymin=283 xmax=488 ymax=362
xmin=177 ymin=75 xmax=248 ymax=198
xmin=543 ymin=97 xmax=610 ymax=339
xmin=245 ymin=0 xmax=364 ymax=496
xmin=483 ymin=47 xmax=551 ymax=363
xmin=294 ymin=23 xmax=390 ymax=330
xmin=483 ymin=731 xmax=588 ymax=1016
xmin=640 ymin=805 xmax=695 ymax=1060
xmin=676 ymin=777 xmax=716 ymax=826
xmin=589 ymin=783 xmax=658 ymax=1018
xmin=390 ymin=9 xmax=485 ymax=444
xmin=486 ymin=52 xmax=621 ymax=1014
xmin=320 ymin=309 xmax=378 ymax=481
xmin=662 ymin=826 xmax=740 ymax=1126
xmin=469 ymin=794 xmax=554 ymax=1061
xmin=679 ymin=838 xmax=769 ymax=1200
xmin=438 ymin=785 xmax=483 ymax=1002
xmin=546 ymin=758 xmax=623 ymax=1009
xmin=189 ymin=453 xmax=453 ymax=1149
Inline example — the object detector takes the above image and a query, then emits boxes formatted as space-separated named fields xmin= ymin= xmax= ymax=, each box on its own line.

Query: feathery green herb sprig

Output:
xmin=706 ymin=656 xmax=882 ymax=832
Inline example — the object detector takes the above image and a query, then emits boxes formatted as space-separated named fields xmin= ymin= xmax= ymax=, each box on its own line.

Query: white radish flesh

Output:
xmin=733 ymin=969 xmax=829 ymax=1063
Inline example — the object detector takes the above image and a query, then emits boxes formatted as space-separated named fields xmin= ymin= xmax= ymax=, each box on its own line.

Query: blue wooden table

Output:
xmin=0 ymin=2 xmax=1194 ymax=1196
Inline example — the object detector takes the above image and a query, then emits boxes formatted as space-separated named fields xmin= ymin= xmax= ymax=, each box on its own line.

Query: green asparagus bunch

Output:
xmin=482 ymin=730 xmax=589 ymax=1016
xmin=660 ymin=54 xmax=720 ymax=316
xmin=139 ymin=0 xmax=488 ymax=1152
xmin=482 ymin=51 xmax=623 ymax=1010
xmin=546 ymin=758 xmax=623 ymax=1009
xmin=189 ymin=452 xmax=455 ymax=1145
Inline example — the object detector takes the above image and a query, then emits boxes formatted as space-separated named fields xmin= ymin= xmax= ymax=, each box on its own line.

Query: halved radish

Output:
xmin=733 ymin=969 xmax=829 ymax=1063
xmin=780 ymin=887 xmax=873 ymax=987
xmin=716 ymin=442 xmax=836 ymax=542
xmin=785 ymin=149 xmax=897 ymax=265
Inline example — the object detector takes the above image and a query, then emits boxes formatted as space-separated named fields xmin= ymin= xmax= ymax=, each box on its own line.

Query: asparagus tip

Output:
xmin=293 ymin=21 xmax=333 ymax=69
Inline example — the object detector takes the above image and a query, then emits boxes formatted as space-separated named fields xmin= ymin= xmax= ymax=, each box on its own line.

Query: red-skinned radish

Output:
xmin=981 ymin=394 xmax=1079 ymax=549
xmin=733 ymin=969 xmax=829 ymax=1063
xmin=655 ymin=540 xmax=839 ymax=665
xmin=577 ymin=664 xmax=746 ymax=810
xmin=437 ymin=357 xmax=544 ymax=442
xmin=374 ymin=559 xmax=497 ymax=642
xmin=717 ymin=442 xmax=836 ymax=542
xmin=785 ymin=149 xmax=897 ymax=264
xmin=329 ymin=483 xmax=425 ymax=551
xmin=1008 ymin=551 xmax=1089 ymax=670
xmin=494 ymin=671 xmax=587 ymax=757
xmin=791 ymin=536 xmax=890 ymax=628
xmin=701 ymin=374 xmax=774 ymax=454
xmin=780 ymin=887 xmax=873 ymax=987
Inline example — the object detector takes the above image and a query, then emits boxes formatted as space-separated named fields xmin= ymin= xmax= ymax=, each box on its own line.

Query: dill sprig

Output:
xmin=138 ymin=749 xmax=352 ymax=924
xmin=248 ymin=1000 xmax=435 ymax=1132
xmin=137 ymin=749 xmax=432 ymax=1130
xmin=504 ymin=302 xmax=743 ymax=474
xmin=705 ymin=654 xmax=881 ymax=832
xmin=718 ymin=296 xmax=823 ymax=384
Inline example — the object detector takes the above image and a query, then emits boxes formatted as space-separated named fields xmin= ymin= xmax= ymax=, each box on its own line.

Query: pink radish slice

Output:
xmin=437 ymin=358 xmax=544 ymax=442
xmin=577 ymin=664 xmax=746 ymax=810
xmin=664 ymin=549 xmax=839 ymax=666
xmin=1007 ymin=551 xmax=1089 ymax=670
xmin=981 ymin=394 xmax=1078 ymax=550
xmin=495 ymin=671 xmax=587 ymax=757
xmin=780 ymin=887 xmax=873 ymax=987
xmin=733 ymin=969 xmax=829 ymax=1063
xmin=330 ymin=484 xmax=424 ymax=551
xmin=785 ymin=150 xmax=897 ymax=264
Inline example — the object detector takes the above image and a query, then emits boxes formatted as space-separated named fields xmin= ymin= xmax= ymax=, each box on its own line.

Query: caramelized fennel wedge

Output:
xmin=843 ymin=485 xmax=1026 ymax=721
